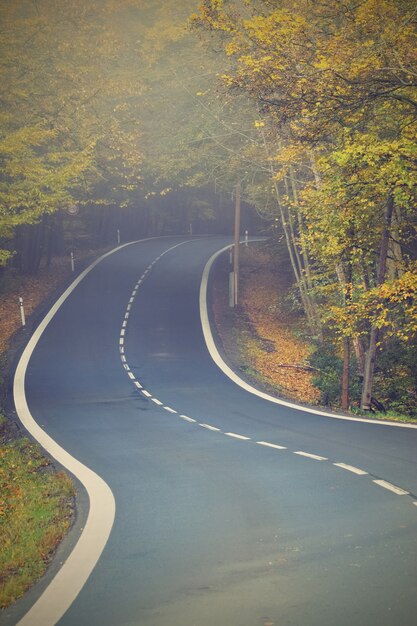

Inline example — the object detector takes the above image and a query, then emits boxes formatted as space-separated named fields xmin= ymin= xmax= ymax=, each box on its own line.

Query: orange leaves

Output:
xmin=212 ymin=246 xmax=320 ymax=404
xmin=240 ymin=261 xmax=320 ymax=403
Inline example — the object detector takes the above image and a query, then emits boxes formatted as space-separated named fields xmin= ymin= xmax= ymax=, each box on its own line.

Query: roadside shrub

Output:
xmin=309 ymin=343 xmax=362 ymax=408
xmin=373 ymin=338 xmax=417 ymax=418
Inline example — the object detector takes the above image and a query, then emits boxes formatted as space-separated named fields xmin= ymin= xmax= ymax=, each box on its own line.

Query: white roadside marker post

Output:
xmin=70 ymin=251 xmax=75 ymax=273
xmin=19 ymin=297 xmax=26 ymax=327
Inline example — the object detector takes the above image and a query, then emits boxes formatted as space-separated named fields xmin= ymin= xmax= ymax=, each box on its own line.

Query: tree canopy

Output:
xmin=193 ymin=0 xmax=417 ymax=411
xmin=2 ymin=0 xmax=417 ymax=413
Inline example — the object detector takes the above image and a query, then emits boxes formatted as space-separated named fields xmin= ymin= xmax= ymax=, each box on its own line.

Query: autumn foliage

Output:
xmin=194 ymin=0 xmax=417 ymax=413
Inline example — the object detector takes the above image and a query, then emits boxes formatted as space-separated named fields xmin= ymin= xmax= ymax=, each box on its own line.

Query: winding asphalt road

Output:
xmin=7 ymin=236 xmax=417 ymax=626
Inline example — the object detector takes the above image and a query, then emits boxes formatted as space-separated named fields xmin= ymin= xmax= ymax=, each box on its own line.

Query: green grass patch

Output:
xmin=350 ymin=408 xmax=417 ymax=425
xmin=0 ymin=420 xmax=75 ymax=608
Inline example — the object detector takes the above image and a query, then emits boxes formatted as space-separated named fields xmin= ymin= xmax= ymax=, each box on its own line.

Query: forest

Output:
xmin=1 ymin=0 xmax=417 ymax=416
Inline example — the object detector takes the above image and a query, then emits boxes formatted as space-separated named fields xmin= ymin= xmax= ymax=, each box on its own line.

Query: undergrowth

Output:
xmin=0 ymin=418 xmax=75 ymax=608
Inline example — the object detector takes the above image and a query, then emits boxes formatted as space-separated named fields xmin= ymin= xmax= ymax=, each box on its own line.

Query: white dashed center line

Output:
xmin=117 ymin=244 xmax=415 ymax=514
xmin=257 ymin=441 xmax=287 ymax=450
xmin=294 ymin=451 xmax=328 ymax=461
xmin=199 ymin=423 xmax=221 ymax=432
xmin=373 ymin=480 xmax=409 ymax=496
xmin=225 ymin=432 xmax=251 ymax=441
xmin=180 ymin=415 xmax=197 ymax=423
xmin=333 ymin=463 xmax=368 ymax=475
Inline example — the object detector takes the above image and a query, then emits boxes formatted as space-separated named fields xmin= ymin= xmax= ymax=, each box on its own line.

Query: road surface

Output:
xmin=7 ymin=236 xmax=417 ymax=626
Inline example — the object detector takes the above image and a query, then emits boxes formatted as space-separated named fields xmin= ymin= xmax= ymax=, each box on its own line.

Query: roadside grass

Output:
xmin=351 ymin=408 xmax=417 ymax=425
xmin=0 ymin=419 xmax=75 ymax=608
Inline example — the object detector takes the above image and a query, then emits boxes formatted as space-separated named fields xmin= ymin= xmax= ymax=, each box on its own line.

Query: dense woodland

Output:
xmin=1 ymin=0 xmax=417 ymax=416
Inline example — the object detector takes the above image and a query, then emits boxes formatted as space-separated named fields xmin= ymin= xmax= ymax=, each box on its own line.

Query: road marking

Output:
xmin=120 ymin=328 xmax=125 ymax=336
xmin=151 ymin=398 xmax=163 ymax=406
xmin=199 ymin=244 xmax=417 ymax=430
xmin=14 ymin=237 xmax=196 ymax=626
xmin=256 ymin=441 xmax=287 ymax=450
xmin=163 ymin=406 xmax=177 ymax=414
xmin=373 ymin=480 xmax=409 ymax=496
xmin=127 ymin=372 xmax=135 ymax=380
xmin=124 ymin=312 xmax=129 ymax=320
xmin=129 ymin=297 xmax=134 ymax=304
xmin=413 ymin=502 xmax=417 ymax=507
xmin=225 ymin=432 xmax=251 ymax=441
xmin=119 ymin=338 xmax=124 ymax=346
xmin=180 ymin=415 xmax=196 ymax=423
xmin=199 ymin=423 xmax=221 ymax=432
xmin=122 ymin=320 xmax=127 ymax=328
xmin=134 ymin=381 xmax=143 ymax=390
xmin=119 ymin=346 xmax=124 ymax=354
xmin=123 ymin=363 xmax=129 ymax=371
xmin=294 ymin=451 xmax=328 ymax=461
xmin=142 ymin=390 xmax=152 ymax=398
xmin=333 ymin=463 xmax=368 ymax=476
xmin=11 ymin=242 xmax=154 ymax=625
xmin=126 ymin=304 xmax=131 ymax=311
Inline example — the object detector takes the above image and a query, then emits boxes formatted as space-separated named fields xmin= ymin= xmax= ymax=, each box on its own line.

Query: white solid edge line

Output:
xmin=13 ymin=237 xmax=168 ymax=626
xmin=199 ymin=243 xmax=417 ymax=430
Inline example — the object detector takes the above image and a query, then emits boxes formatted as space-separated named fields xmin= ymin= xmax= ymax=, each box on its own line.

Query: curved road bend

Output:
xmin=10 ymin=236 xmax=417 ymax=626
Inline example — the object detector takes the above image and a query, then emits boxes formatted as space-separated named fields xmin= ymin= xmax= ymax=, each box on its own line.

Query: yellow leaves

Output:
xmin=325 ymin=263 xmax=417 ymax=343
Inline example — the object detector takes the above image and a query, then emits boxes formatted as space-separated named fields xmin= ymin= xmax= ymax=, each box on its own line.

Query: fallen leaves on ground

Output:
xmin=213 ymin=246 xmax=320 ymax=405
xmin=0 ymin=258 xmax=73 ymax=354
xmin=241 ymin=262 xmax=320 ymax=403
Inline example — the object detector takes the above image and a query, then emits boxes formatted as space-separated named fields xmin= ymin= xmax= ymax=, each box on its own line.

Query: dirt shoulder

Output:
xmin=211 ymin=243 xmax=320 ymax=406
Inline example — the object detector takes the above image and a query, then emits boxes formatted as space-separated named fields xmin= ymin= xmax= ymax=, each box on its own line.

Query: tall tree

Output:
xmin=193 ymin=0 xmax=417 ymax=409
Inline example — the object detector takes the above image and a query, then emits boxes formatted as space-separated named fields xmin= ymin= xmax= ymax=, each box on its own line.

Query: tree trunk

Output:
xmin=361 ymin=193 xmax=394 ymax=410
xmin=336 ymin=261 xmax=352 ymax=410
xmin=342 ymin=336 xmax=350 ymax=410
